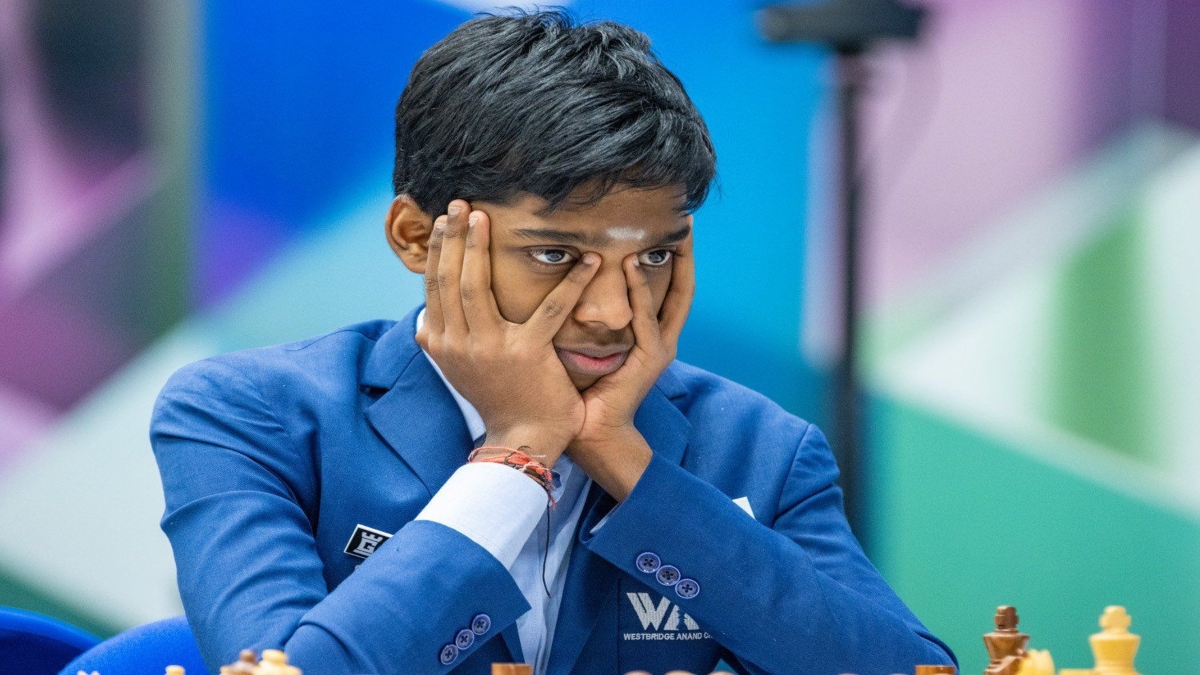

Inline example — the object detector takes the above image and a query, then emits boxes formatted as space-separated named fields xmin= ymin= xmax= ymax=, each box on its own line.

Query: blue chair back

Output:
xmin=60 ymin=615 xmax=208 ymax=675
xmin=0 ymin=606 xmax=100 ymax=675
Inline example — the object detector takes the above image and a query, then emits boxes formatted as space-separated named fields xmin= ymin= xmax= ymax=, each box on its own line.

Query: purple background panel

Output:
xmin=860 ymin=0 xmax=1141 ymax=305
xmin=1164 ymin=0 xmax=1200 ymax=130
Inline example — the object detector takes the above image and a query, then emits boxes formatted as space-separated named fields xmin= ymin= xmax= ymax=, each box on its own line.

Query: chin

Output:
xmin=569 ymin=372 xmax=601 ymax=391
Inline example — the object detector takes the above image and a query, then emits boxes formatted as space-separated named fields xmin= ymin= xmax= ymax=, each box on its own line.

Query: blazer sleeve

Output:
xmin=579 ymin=422 xmax=956 ymax=675
xmin=150 ymin=358 xmax=530 ymax=675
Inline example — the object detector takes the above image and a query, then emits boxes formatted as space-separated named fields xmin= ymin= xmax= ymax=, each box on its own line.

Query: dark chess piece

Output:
xmin=983 ymin=606 xmax=1029 ymax=675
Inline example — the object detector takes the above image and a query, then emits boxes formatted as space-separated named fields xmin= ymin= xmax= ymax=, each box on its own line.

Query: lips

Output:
xmin=555 ymin=346 xmax=631 ymax=377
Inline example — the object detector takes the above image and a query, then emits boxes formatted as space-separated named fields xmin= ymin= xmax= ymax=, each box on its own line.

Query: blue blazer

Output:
xmin=151 ymin=306 xmax=955 ymax=675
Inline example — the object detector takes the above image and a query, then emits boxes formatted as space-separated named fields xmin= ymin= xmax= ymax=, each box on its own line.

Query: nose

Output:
xmin=571 ymin=258 xmax=633 ymax=330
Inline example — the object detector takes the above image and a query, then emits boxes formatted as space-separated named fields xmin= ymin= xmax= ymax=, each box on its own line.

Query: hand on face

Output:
xmin=563 ymin=229 xmax=694 ymax=499
xmin=576 ymin=230 xmax=693 ymax=442
xmin=416 ymin=199 xmax=599 ymax=467
xmin=414 ymin=189 xmax=694 ymax=498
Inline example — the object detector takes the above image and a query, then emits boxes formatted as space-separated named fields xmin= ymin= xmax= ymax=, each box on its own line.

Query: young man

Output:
xmin=151 ymin=10 xmax=955 ymax=675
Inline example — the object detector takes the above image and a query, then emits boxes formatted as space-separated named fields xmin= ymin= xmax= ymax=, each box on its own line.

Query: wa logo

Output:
xmin=623 ymin=593 xmax=710 ymax=642
xmin=627 ymin=593 xmax=700 ymax=631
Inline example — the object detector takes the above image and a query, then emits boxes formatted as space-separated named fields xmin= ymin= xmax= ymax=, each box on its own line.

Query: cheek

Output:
xmin=489 ymin=255 xmax=558 ymax=323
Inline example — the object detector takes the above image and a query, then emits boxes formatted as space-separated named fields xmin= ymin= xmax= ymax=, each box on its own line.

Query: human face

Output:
xmin=477 ymin=186 xmax=692 ymax=390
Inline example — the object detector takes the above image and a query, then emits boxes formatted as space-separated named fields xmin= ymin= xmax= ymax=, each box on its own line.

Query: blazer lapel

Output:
xmin=546 ymin=373 xmax=692 ymax=675
xmin=361 ymin=307 xmax=472 ymax=496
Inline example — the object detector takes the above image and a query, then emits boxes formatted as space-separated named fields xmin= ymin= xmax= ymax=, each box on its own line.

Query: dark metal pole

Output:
xmin=755 ymin=0 xmax=924 ymax=548
xmin=834 ymin=50 xmax=867 ymax=539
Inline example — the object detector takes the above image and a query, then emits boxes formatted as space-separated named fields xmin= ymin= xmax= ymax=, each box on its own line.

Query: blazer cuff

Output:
xmin=578 ymin=452 xmax=763 ymax=581
xmin=296 ymin=520 xmax=531 ymax=673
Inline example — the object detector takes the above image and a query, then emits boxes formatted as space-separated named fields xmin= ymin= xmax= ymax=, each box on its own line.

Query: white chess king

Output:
xmin=1092 ymin=606 xmax=1141 ymax=675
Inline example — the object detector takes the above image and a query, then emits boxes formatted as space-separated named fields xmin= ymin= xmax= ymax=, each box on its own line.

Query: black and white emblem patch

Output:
xmin=344 ymin=524 xmax=392 ymax=559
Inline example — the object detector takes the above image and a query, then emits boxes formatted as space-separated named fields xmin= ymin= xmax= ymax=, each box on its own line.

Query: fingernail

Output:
xmin=582 ymin=253 xmax=597 ymax=265
xmin=435 ymin=216 xmax=447 ymax=230
xmin=468 ymin=212 xmax=479 ymax=226
xmin=448 ymin=203 xmax=462 ymax=216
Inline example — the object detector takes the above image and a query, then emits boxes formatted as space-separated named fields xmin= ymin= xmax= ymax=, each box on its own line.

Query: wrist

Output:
xmin=468 ymin=446 xmax=557 ymax=500
xmin=569 ymin=426 xmax=651 ymax=502
xmin=573 ymin=421 xmax=639 ymax=451
xmin=483 ymin=425 xmax=568 ymax=465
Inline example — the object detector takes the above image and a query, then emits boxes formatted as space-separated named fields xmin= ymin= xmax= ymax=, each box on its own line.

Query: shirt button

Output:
xmin=655 ymin=564 xmax=681 ymax=586
xmin=675 ymin=578 xmax=700 ymax=599
xmin=455 ymin=628 xmax=475 ymax=650
xmin=635 ymin=552 xmax=661 ymax=574
xmin=471 ymin=613 xmax=492 ymax=635
xmin=439 ymin=643 xmax=459 ymax=665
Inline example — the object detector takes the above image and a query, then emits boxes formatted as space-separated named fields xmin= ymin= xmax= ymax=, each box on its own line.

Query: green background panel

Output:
xmin=870 ymin=397 xmax=1200 ymax=674
xmin=1049 ymin=214 xmax=1155 ymax=461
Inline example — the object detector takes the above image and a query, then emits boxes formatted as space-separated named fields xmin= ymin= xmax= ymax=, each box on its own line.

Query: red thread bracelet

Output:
xmin=469 ymin=446 xmax=557 ymax=505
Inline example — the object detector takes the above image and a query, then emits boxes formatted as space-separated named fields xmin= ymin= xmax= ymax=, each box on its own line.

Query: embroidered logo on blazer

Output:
xmin=344 ymin=524 xmax=392 ymax=559
xmin=623 ymin=592 xmax=710 ymax=641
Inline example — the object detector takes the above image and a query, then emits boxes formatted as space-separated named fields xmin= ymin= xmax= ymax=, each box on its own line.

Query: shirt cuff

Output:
xmin=414 ymin=462 xmax=548 ymax=569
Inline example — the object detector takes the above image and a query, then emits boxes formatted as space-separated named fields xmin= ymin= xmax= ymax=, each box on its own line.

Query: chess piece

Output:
xmin=916 ymin=666 xmax=957 ymax=674
xmin=983 ymin=606 xmax=1029 ymax=675
xmin=256 ymin=649 xmax=301 ymax=675
xmin=492 ymin=665 xmax=532 ymax=675
xmin=1016 ymin=649 xmax=1054 ymax=675
xmin=1091 ymin=606 xmax=1141 ymax=675
xmin=220 ymin=649 xmax=259 ymax=675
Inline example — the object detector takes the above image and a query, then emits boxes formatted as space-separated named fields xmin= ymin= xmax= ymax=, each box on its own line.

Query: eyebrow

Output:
xmin=652 ymin=224 xmax=692 ymax=247
xmin=512 ymin=224 xmax=692 ymax=248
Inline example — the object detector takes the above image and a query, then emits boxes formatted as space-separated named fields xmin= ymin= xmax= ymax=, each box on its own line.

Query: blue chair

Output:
xmin=60 ymin=615 xmax=208 ymax=675
xmin=0 ymin=606 xmax=100 ymax=675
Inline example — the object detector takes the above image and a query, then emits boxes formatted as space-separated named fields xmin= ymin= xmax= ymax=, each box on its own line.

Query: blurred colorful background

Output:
xmin=0 ymin=1 xmax=1196 ymax=673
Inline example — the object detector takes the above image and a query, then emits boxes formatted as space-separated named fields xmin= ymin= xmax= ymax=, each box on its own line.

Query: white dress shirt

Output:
xmin=412 ymin=310 xmax=592 ymax=674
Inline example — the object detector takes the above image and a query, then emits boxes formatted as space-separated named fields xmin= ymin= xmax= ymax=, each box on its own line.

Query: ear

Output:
xmin=385 ymin=195 xmax=435 ymax=274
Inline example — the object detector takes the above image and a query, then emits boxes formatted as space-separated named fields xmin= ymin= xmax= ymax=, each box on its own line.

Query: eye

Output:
xmin=530 ymin=248 xmax=577 ymax=265
xmin=638 ymin=249 xmax=673 ymax=267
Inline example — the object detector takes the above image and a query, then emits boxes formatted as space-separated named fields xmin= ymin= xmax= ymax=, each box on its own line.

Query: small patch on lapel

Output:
xmin=344 ymin=524 xmax=392 ymax=559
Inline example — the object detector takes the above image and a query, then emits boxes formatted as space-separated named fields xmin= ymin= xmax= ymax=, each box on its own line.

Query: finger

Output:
xmin=437 ymin=200 xmax=470 ymax=335
xmin=527 ymin=252 xmax=599 ymax=338
xmin=624 ymin=254 xmax=661 ymax=347
xmin=658 ymin=229 xmax=695 ymax=345
xmin=460 ymin=209 xmax=502 ymax=327
xmin=423 ymin=215 xmax=448 ymax=334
